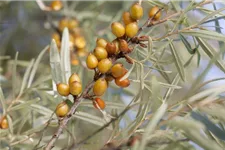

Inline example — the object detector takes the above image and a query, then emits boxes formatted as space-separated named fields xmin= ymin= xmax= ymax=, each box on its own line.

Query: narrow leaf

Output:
xmin=179 ymin=34 xmax=196 ymax=54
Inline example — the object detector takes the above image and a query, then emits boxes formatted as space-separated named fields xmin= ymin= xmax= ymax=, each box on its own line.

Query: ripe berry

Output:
xmin=69 ymin=73 xmax=81 ymax=84
xmin=68 ymin=19 xmax=78 ymax=30
xmin=94 ymin=47 xmax=108 ymax=61
xmin=50 ymin=0 xmax=63 ymax=11
xmin=112 ymin=39 xmax=120 ymax=54
xmin=130 ymin=3 xmax=143 ymax=20
xmin=96 ymin=38 xmax=107 ymax=48
xmin=149 ymin=6 xmax=161 ymax=20
xmin=93 ymin=78 xmax=108 ymax=96
xmin=58 ymin=19 xmax=68 ymax=32
xmin=111 ymin=63 xmax=127 ymax=78
xmin=86 ymin=54 xmax=98 ymax=69
xmin=52 ymin=32 xmax=60 ymax=41
xmin=125 ymin=22 xmax=139 ymax=38
xmin=97 ymin=58 xmax=112 ymax=74
xmin=106 ymin=42 xmax=117 ymax=55
xmin=115 ymin=77 xmax=130 ymax=88
xmin=0 ymin=116 xmax=8 ymax=129
xmin=74 ymin=36 xmax=86 ymax=49
xmin=111 ymin=22 xmax=125 ymax=38
xmin=77 ymin=49 xmax=88 ymax=57
xmin=93 ymin=98 xmax=106 ymax=109
xmin=56 ymin=101 xmax=69 ymax=117
xmin=69 ymin=81 xmax=82 ymax=95
xmin=119 ymin=39 xmax=129 ymax=53
xmin=57 ymin=83 xmax=70 ymax=96
xmin=122 ymin=11 xmax=135 ymax=25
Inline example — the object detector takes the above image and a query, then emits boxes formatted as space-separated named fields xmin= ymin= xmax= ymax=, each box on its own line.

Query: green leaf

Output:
xmin=10 ymin=98 xmax=40 ymax=111
xmin=196 ymin=37 xmax=225 ymax=73
xmin=202 ymin=16 xmax=225 ymax=24
xmin=179 ymin=34 xmax=196 ymax=54
xmin=181 ymin=30 xmax=225 ymax=41
xmin=12 ymin=52 xmax=19 ymax=100
xmin=151 ymin=76 xmax=161 ymax=112
xmin=119 ymin=62 xmax=135 ymax=81
xmin=60 ymin=28 xmax=71 ymax=83
xmin=0 ymin=86 xmax=6 ymax=114
xmin=169 ymin=41 xmax=185 ymax=81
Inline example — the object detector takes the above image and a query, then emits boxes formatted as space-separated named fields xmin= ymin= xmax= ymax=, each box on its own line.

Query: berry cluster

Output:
xmin=0 ymin=116 xmax=8 ymax=129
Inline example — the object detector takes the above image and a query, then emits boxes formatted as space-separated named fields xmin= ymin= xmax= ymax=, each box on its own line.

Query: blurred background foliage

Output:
xmin=0 ymin=0 xmax=225 ymax=150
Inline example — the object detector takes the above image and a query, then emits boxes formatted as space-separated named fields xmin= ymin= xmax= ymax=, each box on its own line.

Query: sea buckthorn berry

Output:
xmin=69 ymin=73 xmax=81 ymax=84
xmin=130 ymin=3 xmax=143 ymax=20
xmin=96 ymin=38 xmax=107 ymax=48
xmin=69 ymin=34 xmax=75 ymax=47
xmin=106 ymin=42 xmax=117 ymax=55
xmin=86 ymin=54 xmax=98 ymax=69
xmin=93 ymin=78 xmax=108 ymax=96
xmin=122 ymin=11 xmax=135 ymax=25
xmin=125 ymin=22 xmax=139 ymax=38
xmin=119 ymin=39 xmax=129 ymax=53
xmin=97 ymin=58 xmax=112 ymax=74
xmin=112 ymin=39 xmax=120 ymax=54
xmin=94 ymin=47 xmax=108 ymax=61
xmin=56 ymin=101 xmax=69 ymax=117
xmin=0 ymin=116 xmax=8 ymax=129
xmin=52 ymin=32 xmax=60 ymax=41
xmin=50 ymin=0 xmax=63 ymax=11
xmin=57 ymin=83 xmax=70 ymax=96
xmin=149 ymin=6 xmax=161 ymax=20
xmin=74 ymin=36 xmax=86 ymax=49
xmin=105 ymin=75 xmax=114 ymax=82
xmin=69 ymin=81 xmax=82 ymax=95
xmin=111 ymin=22 xmax=125 ymax=38
xmin=93 ymin=98 xmax=106 ymax=110
xmin=111 ymin=63 xmax=127 ymax=78
xmin=68 ymin=19 xmax=78 ymax=30
xmin=115 ymin=77 xmax=130 ymax=88
xmin=58 ymin=19 xmax=69 ymax=32
xmin=77 ymin=49 xmax=88 ymax=57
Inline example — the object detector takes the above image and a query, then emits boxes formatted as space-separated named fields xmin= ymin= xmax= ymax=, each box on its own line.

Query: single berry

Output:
xmin=111 ymin=63 xmax=127 ymax=78
xmin=122 ymin=11 xmax=135 ymax=25
xmin=148 ymin=6 xmax=161 ymax=20
xmin=93 ymin=98 xmax=106 ymax=109
xmin=130 ymin=3 xmax=143 ymax=20
xmin=58 ymin=19 xmax=68 ymax=32
xmin=112 ymin=39 xmax=120 ymax=54
xmin=56 ymin=101 xmax=69 ymax=117
xmin=119 ymin=39 xmax=129 ymax=53
xmin=96 ymin=38 xmax=108 ymax=48
xmin=97 ymin=58 xmax=112 ymax=74
xmin=86 ymin=54 xmax=98 ymax=69
xmin=77 ymin=49 xmax=88 ymax=57
xmin=52 ymin=32 xmax=60 ymax=41
xmin=0 ymin=116 xmax=8 ymax=129
xmin=69 ymin=81 xmax=82 ymax=95
xmin=69 ymin=73 xmax=81 ymax=84
xmin=106 ymin=42 xmax=117 ymax=55
xmin=50 ymin=0 xmax=63 ymax=11
xmin=115 ymin=77 xmax=130 ymax=88
xmin=68 ymin=19 xmax=79 ymax=30
xmin=93 ymin=78 xmax=108 ymax=96
xmin=125 ymin=22 xmax=139 ymax=38
xmin=74 ymin=36 xmax=86 ymax=49
xmin=111 ymin=22 xmax=125 ymax=38
xmin=94 ymin=47 xmax=108 ymax=61
xmin=57 ymin=83 xmax=70 ymax=96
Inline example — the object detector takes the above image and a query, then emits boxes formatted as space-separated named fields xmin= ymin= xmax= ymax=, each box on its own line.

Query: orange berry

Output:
xmin=56 ymin=101 xmax=69 ymax=117
xmin=96 ymin=38 xmax=108 ymax=48
xmin=148 ymin=6 xmax=161 ymax=20
xmin=0 ymin=116 xmax=8 ymax=129
xmin=93 ymin=78 xmax=108 ymax=96
xmin=69 ymin=73 xmax=81 ymax=84
xmin=77 ymin=49 xmax=88 ymax=57
xmin=52 ymin=32 xmax=60 ymax=41
xmin=74 ymin=36 xmax=86 ymax=49
xmin=125 ymin=22 xmax=139 ymax=38
xmin=119 ymin=39 xmax=129 ymax=53
xmin=111 ymin=63 xmax=127 ymax=78
xmin=122 ymin=11 xmax=135 ymax=25
xmin=58 ymin=18 xmax=68 ymax=32
xmin=68 ymin=19 xmax=79 ymax=30
xmin=130 ymin=3 xmax=143 ymax=20
xmin=111 ymin=22 xmax=125 ymax=38
xmin=93 ymin=98 xmax=106 ymax=109
xmin=112 ymin=39 xmax=120 ymax=54
xmin=86 ymin=53 xmax=98 ymax=69
xmin=50 ymin=0 xmax=63 ymax=11
xmin=69 ymin=81 xmax=82 ymax=95
xmin=97 ymin=58 xmax=112 ymax=74
xmin=57 ymin=83 xmax=70 ymax=96
xmin=106 ymin=42 xmax=117 ymax=55
xmin=115 ymin=77 xmax=130 ymax=88
xmin=94 ymin=47 xmax=108 ymax=61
